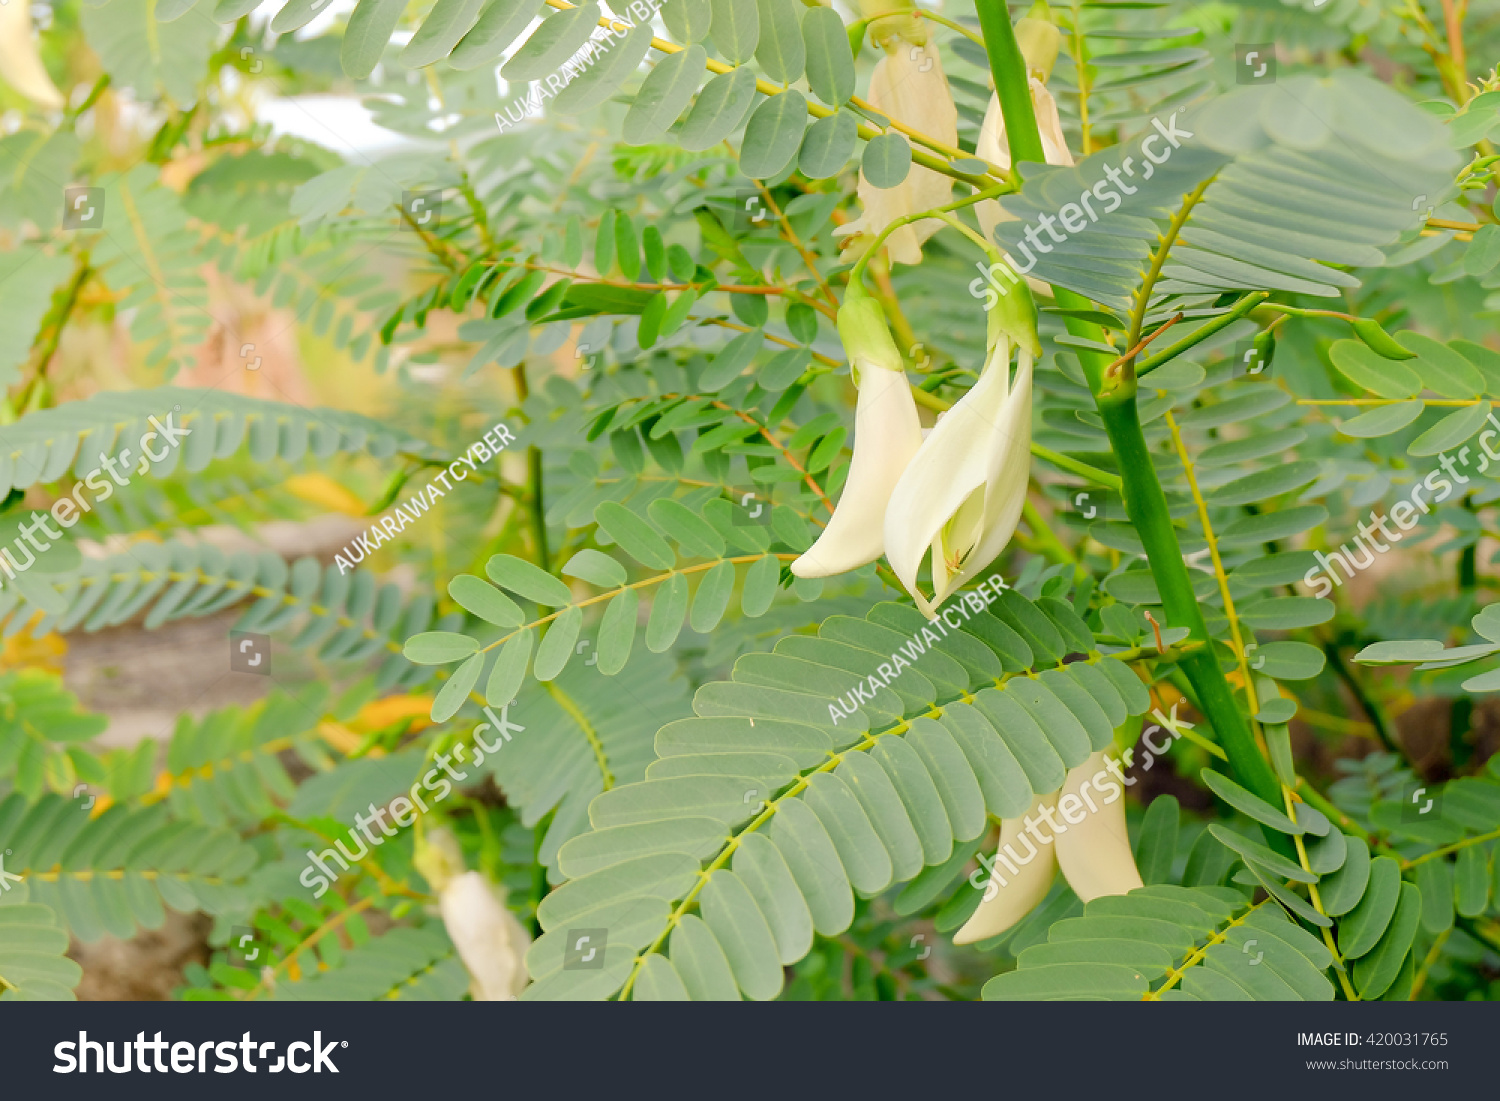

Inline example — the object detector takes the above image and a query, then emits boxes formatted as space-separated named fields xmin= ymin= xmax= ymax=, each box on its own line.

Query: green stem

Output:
xmin=850 ymin=190 xmax=1012 ymax=285
xmin=511 ymin=364 xmax=551 ymax=575
xmin=973 ymin=0 xmax=1285 ymax=832
xmin=1136 ymin=292 xmax=1269 ymax=377
xmin=973 ymin=0 xmax=1046 ymax=172
xmin=1093 ymin=387 xmax=1279 ymax=801
xmin=1452 ymin=498 xmax=1477 ymax=767
xmin=1030 ymin=442 xmax=1122 ymax=490
xmin=1323 ymin=638 xmax=1401 ymax=755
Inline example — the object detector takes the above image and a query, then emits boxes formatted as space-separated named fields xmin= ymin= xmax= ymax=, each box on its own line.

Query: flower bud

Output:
xmin=858 ymin=0 xmax=924 ymax=48
xmin=1015 ymin=3 xmax=1061 ymax=83
xmin=987 ymin=266 xmax=1041 ymax=358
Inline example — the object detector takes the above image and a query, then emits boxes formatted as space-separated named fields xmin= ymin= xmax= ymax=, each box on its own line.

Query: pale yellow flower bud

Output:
xmin=1015 ymin=5 xmax=1062 ymax=83
xmin=831 ymin=43 xmax=958 ymax=266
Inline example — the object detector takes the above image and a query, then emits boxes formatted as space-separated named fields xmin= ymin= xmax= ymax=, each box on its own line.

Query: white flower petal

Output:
xmin=1053 ymin=750 xmax=1145 ymax=903
xmin=933 ymin=349 xmax=1032 ymax=604
xmin=883 ymin=342 xmax=1031 ymax=615
xmin=845 ymin=44 xmax=958 ymax=266
xmin=975 ymin=80 xmax=1072 ymax=242
xmin=439 ymin=871 xmax=533 ymax=1001
xmin=0 ymin=0 xmax=63 ymax=110
xmin=954 ymin=795 xmax=1059 ymax=945
xmin=793 ymin=359 xmax=923 ymax=577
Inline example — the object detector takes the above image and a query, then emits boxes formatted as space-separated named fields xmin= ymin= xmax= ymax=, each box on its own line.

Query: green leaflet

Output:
xmin=709 ymin=0 xmax=758 ymax=63
xmin=342 ymin=0 xmax=410 ymax=78
xmin=399 ymin=0 xmax=487 ymax=66
xmin=753 ymin=0 xmax=804 ymax=84
xmin=450 ymin=0 xmax=542 ymax=69
xmin=801 ymin=5 xmax=855 ymax=105
xmin=623 ymin=46 xmax=708 ymax=144
xmin=678 ymin=66 xmax=758 ymax=151
xmin=741 ymin=91 xmax=809 ymax=180
xmin=0 ymin=902 xmax=82 ymax=1000
xmin=502 ymin=2 xmax=600 ymax=81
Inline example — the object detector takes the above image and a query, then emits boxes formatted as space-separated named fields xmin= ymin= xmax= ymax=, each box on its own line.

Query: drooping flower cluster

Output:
xmin=956 ymin=750 xmax=1145 ymax=943
xmin=792 ymin=280 xmax=1040 ymax=619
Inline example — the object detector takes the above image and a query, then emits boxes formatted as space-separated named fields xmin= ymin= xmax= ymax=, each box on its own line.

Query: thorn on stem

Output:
xmin=1144 ymin=610 xmax=1165 ymax=653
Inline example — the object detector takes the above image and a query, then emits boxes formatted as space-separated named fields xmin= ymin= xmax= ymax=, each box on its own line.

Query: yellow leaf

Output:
xmin=317 ymin=721 xmax=364 ymax=755
xmin=353 ymin=695 xmax=435 ymax=734
xmin=1 ymin=627 xmax=67 ymax=673
xmin=283 ymin=473 xmax=368 ymax=517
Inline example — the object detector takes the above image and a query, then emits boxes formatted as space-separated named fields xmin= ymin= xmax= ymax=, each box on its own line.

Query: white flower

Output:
xmin=0 ymin=0 xmax=63 ymax=110
xmin=439 ymin=871 xmax=532 ymax=1001
xmin=974 ymin=78 xmax=1073 ymax=244
xmin=882 ymin=328 xmax=1034 ymax=618
xmin=832 ymin=40 xmax=958 ymax=266
xmin=955 ymin=750 xmax=1144 ymax=944
xmin=416 ymin=828 xmax=531 ymax=1000
xmin=792 ymin=284 xmax=923 ymax=578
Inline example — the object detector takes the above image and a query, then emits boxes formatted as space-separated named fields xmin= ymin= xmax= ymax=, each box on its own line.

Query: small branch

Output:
xmin=1403 ymin=826 xmax=1500 ymax=869
xmin=1104 ymin=312 xmax=1182 ymax=380
xmin=1136 ymin=292 xmax=1269 ymax=378
xmin=544 ymin=0 xmax=1001 ymax=186
xmin=1030 ymin=442 xmax=1123 ymax=491
xmin=1410 ymin=927 xmax=1451 ymax=999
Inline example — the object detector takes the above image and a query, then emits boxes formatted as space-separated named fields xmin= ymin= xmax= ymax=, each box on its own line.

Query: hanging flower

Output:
xmin=415 ymin=828 xmax=531 ymax=1000
xmin=0 ymin=0 xmax=63 ymax=110
xmin=882 ymin=284 xmax=1040 ymax=618
xmin=955 ymin=750 xmax=1144 ymax=944
xmin=792 ymin=282 xmax=923 ymax=578
xmin=974 ymin=7 xmax=1071 ymax=244
xmin=974 ymin=80 xmax=1073 ymax=243
xmin=831 ymin=9 xmax=958 ymax=266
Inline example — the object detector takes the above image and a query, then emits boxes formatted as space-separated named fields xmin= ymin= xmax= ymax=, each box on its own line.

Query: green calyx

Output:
xmin=1015 ymin=3 xmax=1061 ymax=83
xmin=838 ymin=281 xmax=905 ymax=382
xmin=985 ymin=267 xmax=1042 ymax=357
xmin=858 ymin=0 xmax=924 ymax=47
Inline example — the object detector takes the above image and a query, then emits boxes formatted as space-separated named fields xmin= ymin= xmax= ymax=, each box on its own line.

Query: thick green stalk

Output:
xmin=1092 ymin=373 xmax=1281 ymax=806
xmin=973 ymin=0 xmax=1046 ymax=169
xmin=972 ymin=2 xmax=1284 ymax=814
